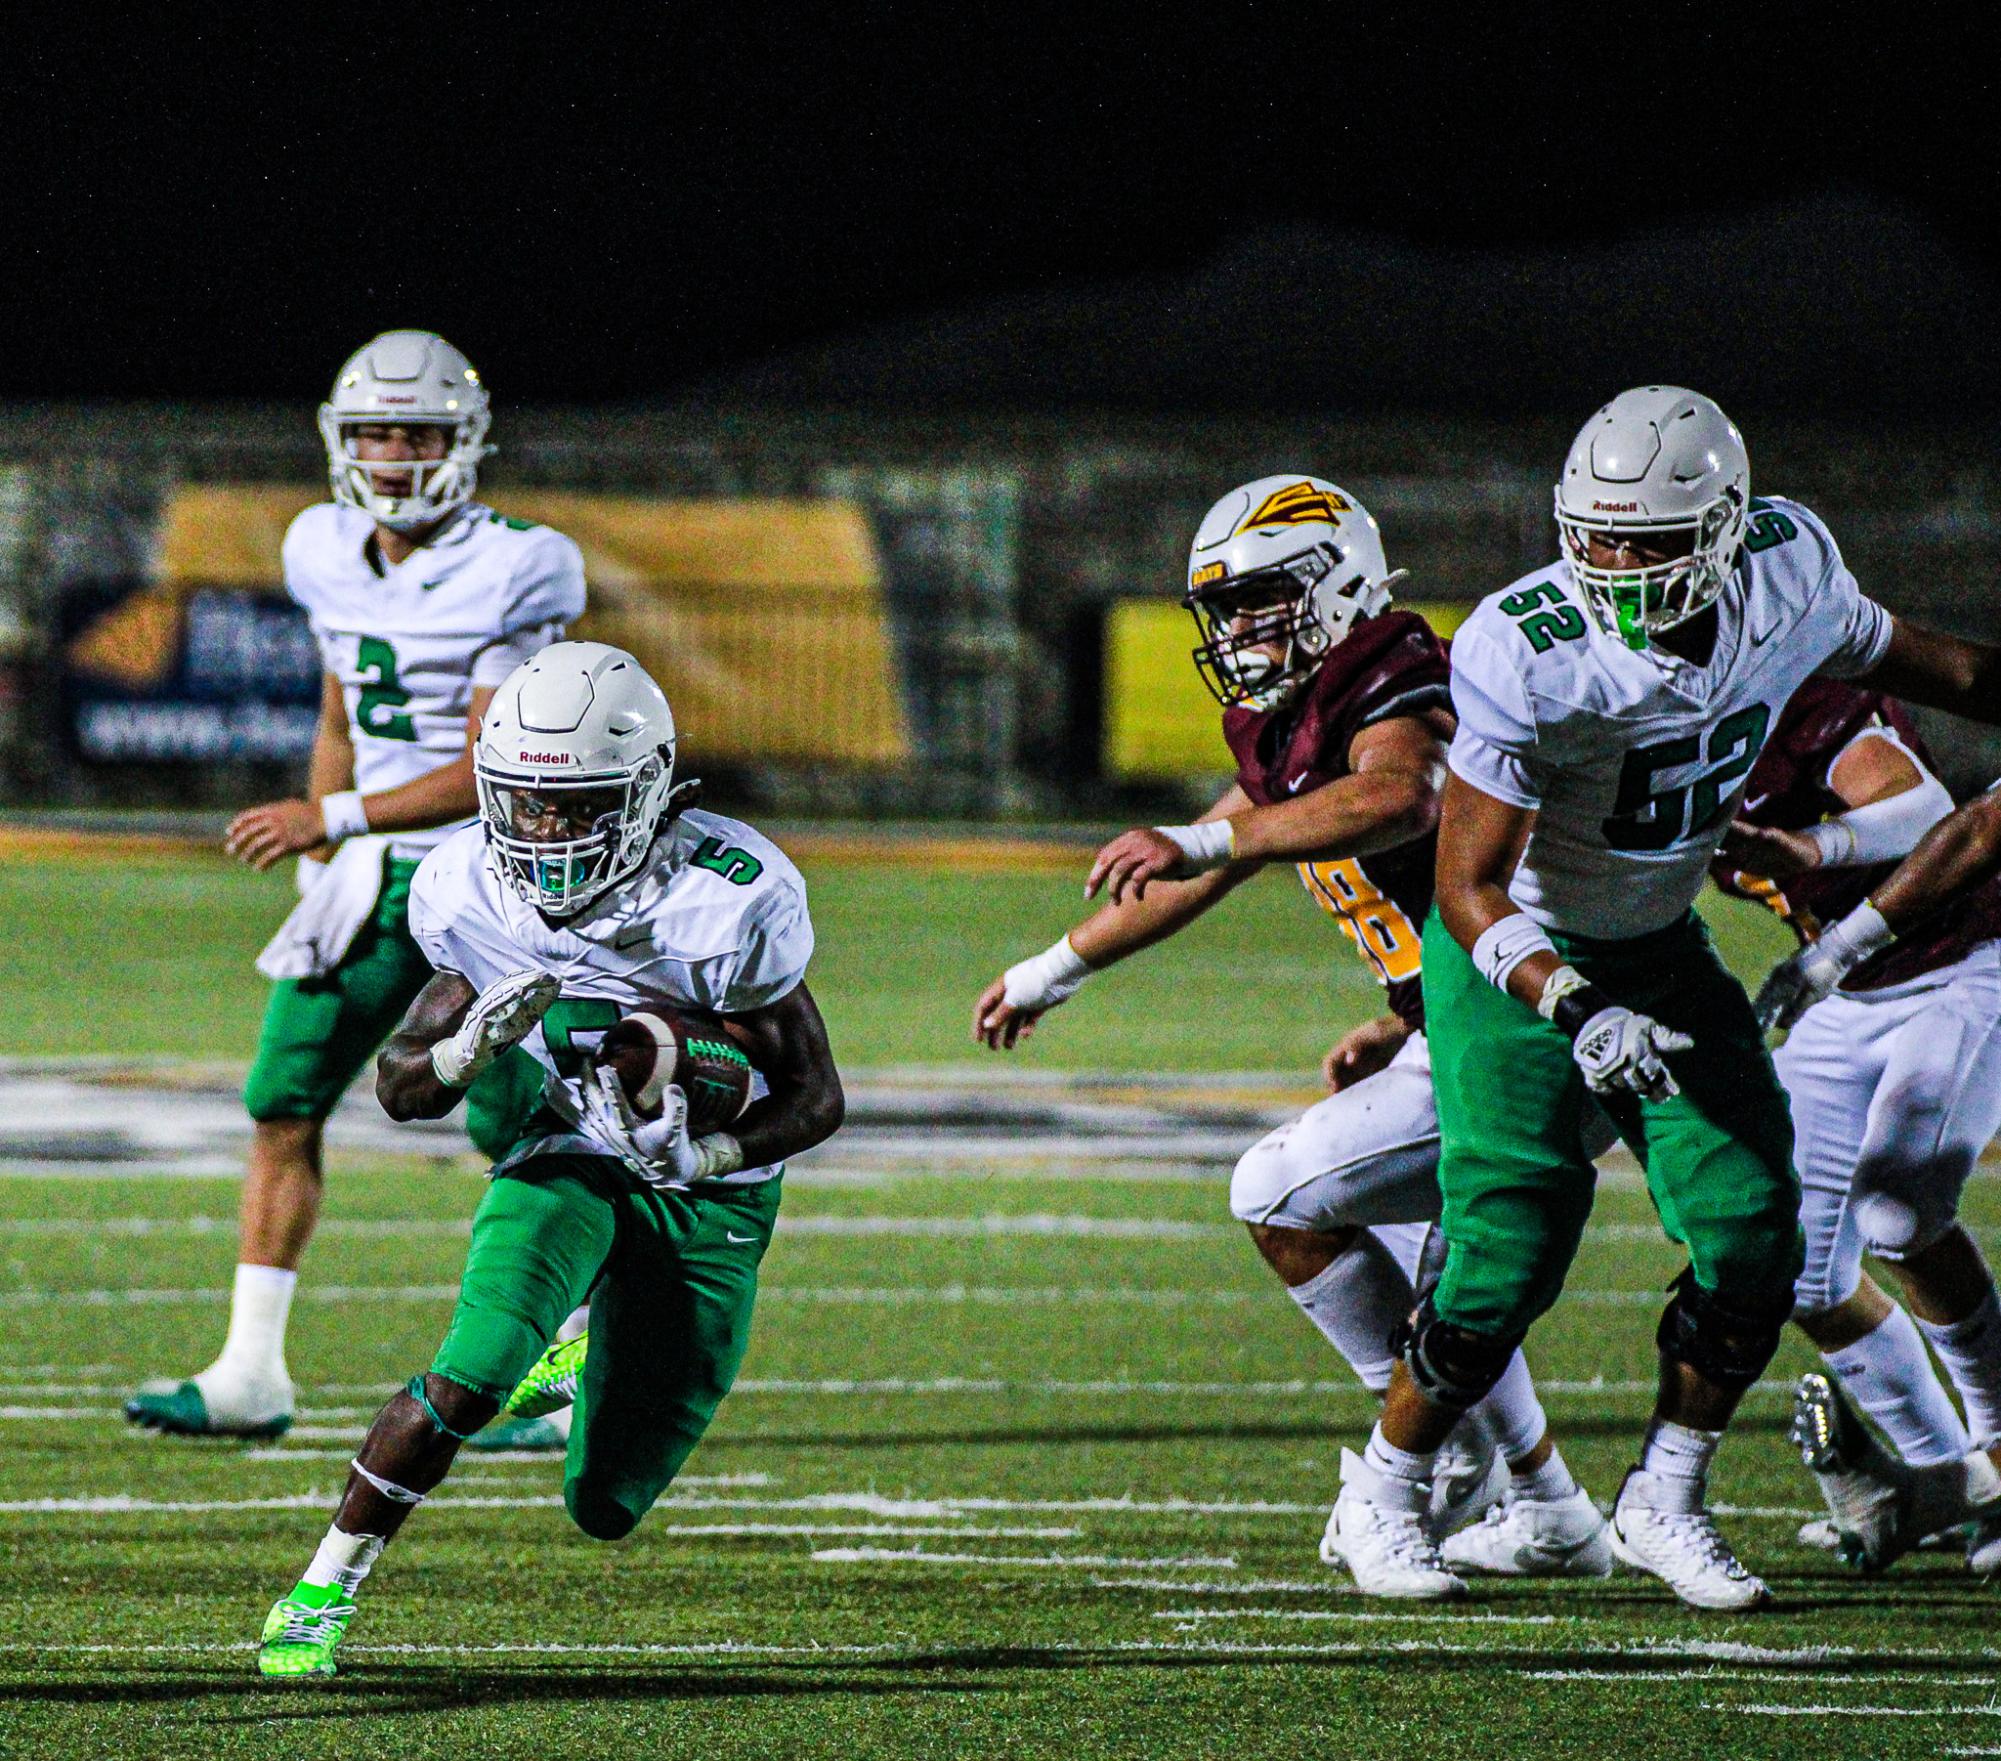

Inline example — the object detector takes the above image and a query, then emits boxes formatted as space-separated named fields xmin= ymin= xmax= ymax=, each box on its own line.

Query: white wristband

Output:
xmin=691 ymin=1133 xmax=746 ymax=1180
xmin=1802 ymin=775 xmax=1953 ymax=869
xmin=320 ymin=790 xmax=371 ymax=844
xmin=429 ymin=1038 xmax=474 ymax=1089
xmin=1001 ymin=935 xmax=1094 ymax=1011
xmin=1152 ymin=819 xmax=1236 ymax=872
xmin=1826 ymin=899 xmax=1897 ymax=966
xmin=1471 ymin=912 xmax=1557 ymax=993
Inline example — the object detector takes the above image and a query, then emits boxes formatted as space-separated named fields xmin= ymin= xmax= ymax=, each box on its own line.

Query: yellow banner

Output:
xmin=89 ymin=486 xmax=912 ymax=764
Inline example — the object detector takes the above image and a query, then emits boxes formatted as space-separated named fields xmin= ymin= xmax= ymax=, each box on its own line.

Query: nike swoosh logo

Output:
xmin=612 ymin=929 xmax=652 ymax=950
xmin=420 ymin=579 xmax=446 ymax=592
xmin=1743 ymin=793 xmax=1769 ymax=813
xmin=1288 ymin=770 xmax=1312 ymax=792
xmin=725 ymin=1230 xmax=757 ymax=1244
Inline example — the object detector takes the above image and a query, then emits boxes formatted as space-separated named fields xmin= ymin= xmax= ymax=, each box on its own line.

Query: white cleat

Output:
xmin=1442 ymin=1488 xmax=1613 ymax=1578
xmin=1610 ymin=1468 xmax=1770 ymax=1611
xmin=1324 ymin=1447 xmax=1467 ymax=1601
xmin=1430 ymin=1443 xmax=1509 ymax=1542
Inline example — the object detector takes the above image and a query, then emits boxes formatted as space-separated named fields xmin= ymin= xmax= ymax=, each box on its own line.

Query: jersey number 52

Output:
xmin=1602 ymin=704 xmax=1771 ymax=852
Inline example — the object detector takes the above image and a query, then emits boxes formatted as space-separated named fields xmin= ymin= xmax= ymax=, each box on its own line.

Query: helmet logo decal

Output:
xmin=1591 ymin=500 xmax=1640 ymax=512
xmin=516 ymin=750 xmax=574 ymax=765
xmin=1189 ymin=561 xmax=1227 ymax=587
xmin=1238 ymin=481 xmax=1351 ymax=531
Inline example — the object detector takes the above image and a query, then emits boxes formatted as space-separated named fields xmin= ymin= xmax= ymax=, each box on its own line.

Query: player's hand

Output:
xmin=1569 ymin=1005 xmax=1691 ymax=1102
xmin=1718 ymin=819 xmax=1822 ymax=878
xmin=1085 ymin=828 xmax=1191 ymax=904
xmin=1322 ymin=1015 xmax=1411 ymax=1091
xmin=430 ymin=969 xmax=562 ymax=1087
xmin=583 ymin=1068 xmax=702 ymax=1186
xmin=224 ymin=799 xmax=326 ymax=871
xmin=973 ymin=938 xmax=1094 ymax=1050
xmin=973 ymin=977 xmax=1044 ymax=1050
xmin=1753 ymin=944 xmax=1849 ymax=1032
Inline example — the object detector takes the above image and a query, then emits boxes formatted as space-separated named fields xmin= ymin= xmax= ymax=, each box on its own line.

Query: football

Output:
xmin=592 ymin=1009 xmax=755 ymax=1135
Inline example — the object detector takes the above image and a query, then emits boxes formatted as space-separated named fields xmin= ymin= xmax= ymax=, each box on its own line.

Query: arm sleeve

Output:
xmin=720 ymin=889 xmax=816 ymax=1012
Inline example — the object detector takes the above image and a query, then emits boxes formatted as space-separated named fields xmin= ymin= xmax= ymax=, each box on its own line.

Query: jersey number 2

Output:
xmin=1602 ymin=703 xmax=1771 ymax=851
xmin=356 ymin=636 xmax=417 ymax=742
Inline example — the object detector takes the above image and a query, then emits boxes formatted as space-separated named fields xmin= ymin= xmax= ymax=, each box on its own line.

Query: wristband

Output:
xmin=320 ymin=790 xmax=371 ymax=844
xmin=1152 ymin=819 xmax=1236 ymax=872
xmin=1471 ymin=912 xmax=1557 ymax=993
xmin=1001 ymin=935 xmax=1094 ymax=1010
xmin=691 ymin=1133 xmax=746 ymax=1180
xmin=1826 ymin=899 xmax=1897 ymax=964
xmin=429 ymin=1038 xmax=475 ymax=1089
xmin=1537 ymin=964 xmax=1614 ymax=1039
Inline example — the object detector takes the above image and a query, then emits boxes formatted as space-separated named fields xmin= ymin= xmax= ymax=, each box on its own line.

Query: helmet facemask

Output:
xmin=1556 ymin=486 xmax=1745 ymax=652
xmin=1186 ymin=545 xmax=1390 ymax=710
xmin=318 ymin=409 xmax=491 ymax=532
xmin=477 ymin=753 xmax=674 ymax=918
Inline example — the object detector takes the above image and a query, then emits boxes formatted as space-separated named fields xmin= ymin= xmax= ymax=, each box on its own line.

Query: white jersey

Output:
xmin=1448 ymin=496 xmax=1893 ymax=939
xmin=284 ymin=501 xmax=586 ymax=858
xmin=409 ymin=810 xmax=815 ymax=1186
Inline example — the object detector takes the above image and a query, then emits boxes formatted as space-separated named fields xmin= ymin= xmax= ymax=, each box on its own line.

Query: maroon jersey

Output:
xmin=1222 ymin=609 xmax=1452 ymax=1030
xmin=1710 ymin=677 xmax=2001 ymax=990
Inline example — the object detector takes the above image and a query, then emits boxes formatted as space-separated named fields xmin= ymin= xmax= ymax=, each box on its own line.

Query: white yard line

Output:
xmin=1712 ymin=1705 xmax=2001 ymax=1719
xmin=1156 ymin=1608 xmax=1573 ymax=1625
xmin=813 ymin=1547 xmax=1239 ymax=1569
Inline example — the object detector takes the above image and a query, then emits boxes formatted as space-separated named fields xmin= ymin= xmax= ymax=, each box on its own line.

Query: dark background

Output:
xmin=3 ymin=8 xmax=1995 ymax=415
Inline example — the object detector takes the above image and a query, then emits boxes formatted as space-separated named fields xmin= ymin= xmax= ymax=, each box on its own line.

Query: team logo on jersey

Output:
xmin=1237 ymin=482 xmax=1351 ymax=532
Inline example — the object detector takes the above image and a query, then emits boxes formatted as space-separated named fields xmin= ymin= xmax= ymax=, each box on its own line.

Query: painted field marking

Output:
xmin=1535 ymin=1670 xmax=2001 ymax=1686
xmin=1712 ymin=1705 xmax=2001 ymax=1719
xmin=815 ymin=1547 xmax=1239 ymax=1569
xmin=1156 ymin=1608 xmax=1573 ymax=1626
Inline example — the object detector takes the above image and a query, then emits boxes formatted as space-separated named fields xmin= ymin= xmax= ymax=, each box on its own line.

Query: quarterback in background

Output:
xmin=1368 ymin=385 xmax=2001 ymax=1609
xmin=126 ymin=331 xmax=586 ymax=1440
xmin=256 ymin=641 xmax=844 ymax=1679
xmin=976 ymin=476 xmax=1608 ymax=1598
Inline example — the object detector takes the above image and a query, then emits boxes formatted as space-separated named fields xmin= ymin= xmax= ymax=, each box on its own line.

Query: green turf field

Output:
xmin=0 ymin=847 xmax=1987 ymax=1760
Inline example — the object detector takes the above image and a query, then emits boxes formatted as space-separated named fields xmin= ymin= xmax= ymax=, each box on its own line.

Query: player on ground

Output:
xmin=126 ymin=331 xmax=585 ymax=1440
xmin=1710 ymin=682 xmax=2001 ymax=1572
xmin=974 ymin=476 xmax=1609 ymax=1599
xmin=1357 ymin=384 xmax=2001 ymax=1610
xmin=255 ymin=641 xmax=843 ymax=1679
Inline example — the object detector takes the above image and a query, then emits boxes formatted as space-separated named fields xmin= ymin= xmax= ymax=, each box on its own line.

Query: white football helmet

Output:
xmin=1183 ymin=475 xmax=1404 ymax=710
xmin=317 ymin=330 xmax=493 ymax=531
xmin=1554 ymin=386 xmax=1750 ymax=650
xmin=475 ymin=642 xmax=680 ymax=917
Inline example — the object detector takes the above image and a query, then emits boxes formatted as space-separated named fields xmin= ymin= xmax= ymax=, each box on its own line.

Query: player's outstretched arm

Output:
xmin=1719 ymin=727 xmax=1949 ymax=880
xmin=1861 ymin=620 xmax=2001 ymax=725
xmin=715 ymin=980 xmax=845 ymax=1168
xmin=975 ymin=788 xmax=1255 ymax=1049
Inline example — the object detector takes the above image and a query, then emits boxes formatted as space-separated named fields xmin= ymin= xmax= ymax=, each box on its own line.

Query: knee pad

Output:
xmin=1656 ymin=1269 xmax=1790 ymax=1395
xmin=1855 ymin=1188 xmax=1957 ymax=1263
xmin=1393 ymin=1295 xmax=1523 ymax=1413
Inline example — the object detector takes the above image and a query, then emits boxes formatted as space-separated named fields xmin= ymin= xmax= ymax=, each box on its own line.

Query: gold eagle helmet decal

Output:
xmin=1236 ymin=480 xmax=1352 ymax=532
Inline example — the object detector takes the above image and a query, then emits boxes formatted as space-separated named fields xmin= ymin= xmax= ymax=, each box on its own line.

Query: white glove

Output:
xmin=582 ymin=1068 xmax=744 ymax=1187
xmin=1001 ymin=936 xmax=1093 ymax=1013
xmin=430 ymin=969 xmax=562 ymax=1088
xmin=1570 ymin=1005 xmax=1693 ymax=1102
xmin=1754 ymin=902 xmax=1895 ymax=1032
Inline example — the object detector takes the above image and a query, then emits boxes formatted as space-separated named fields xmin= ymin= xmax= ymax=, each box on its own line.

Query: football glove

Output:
xmin=430 ymin=969 xmax=562 ymax=1088
xmin=1753 ymin=902 xmax=1895 ymax=1032
xmin=581 ymin=1067 xmax=740 ymax=1187
xmin=1570 ymin=1005 xmax=1692 ymax=1102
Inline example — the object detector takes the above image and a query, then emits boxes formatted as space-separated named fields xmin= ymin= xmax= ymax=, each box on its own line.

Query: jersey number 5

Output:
xmin=1602 ymin=703 xmax=1771 ymax=852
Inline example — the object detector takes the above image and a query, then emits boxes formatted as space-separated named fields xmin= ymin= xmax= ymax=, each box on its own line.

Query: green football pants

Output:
xmin=1420 ymin=907 xmax=1802 ymax=1341
xmin=430 ymin=1152 xmax=781 ymax=1540
xmin=241 ymin=853 xmax=542 ymax=1156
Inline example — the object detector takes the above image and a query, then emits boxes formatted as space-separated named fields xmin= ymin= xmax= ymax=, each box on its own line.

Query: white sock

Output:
xmin=1468 ymin=1350 xmax=1547 ymax=1463
xmin=1285 ymin=1235 xmax=1414 ymax=1395
xmin=300 ymin=1525 xmax=384 ymax=1598
xmin=1633 ymin=1418 xmax=1721 ymax=1513
xmin=1361 ymin=1422 xmax=1435 ymax=1511
xmin=1512 ymin=1444 xmax=1579 ymax=1503
xmin=1825 ymin=1304 xmax=1970 ymax=1467
xmin=207 ymin=1264 xmax=297 ymax=1388
xmin=1918 ymin=1289 xmax=2001 ymax=1448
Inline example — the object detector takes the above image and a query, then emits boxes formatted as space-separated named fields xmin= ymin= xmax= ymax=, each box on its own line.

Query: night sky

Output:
xmin=5 ymin=10 xmax=1995 ymax=411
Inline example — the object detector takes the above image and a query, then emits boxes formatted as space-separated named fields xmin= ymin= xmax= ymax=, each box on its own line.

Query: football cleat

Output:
xmin=124 ymin=1375 xmax=293 ymax=1440
xmin=467 ymin=1408 xmax=573 ymax=1453
xmin=1324 ymin=1448 xmax=1467 ymax=1601
xmin=1967 ymin=1513 xmax=2001 ymax=1576
xmin=497 ymin=1331 xmax=586 ymax=1422
xmin=1442 ymin=1489 xmax=1614 ymax=1578
xmin=1610 ymin=1468 xmax=1770 ymax=1610
xmin=257 ymin=1581 xmax=355 ymax=1679
xmin=1429 ymin=1442 xmax=1509 ymax=1541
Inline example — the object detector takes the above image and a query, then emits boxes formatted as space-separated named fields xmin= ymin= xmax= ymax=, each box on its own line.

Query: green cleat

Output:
xmin=257 ymin=1581 xmax=355 ymax=1679
xmin=124 ymin=1379 xmax=292 ymax=1440
xmin=500 ymin=1331 xmax=587 ymax=1421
